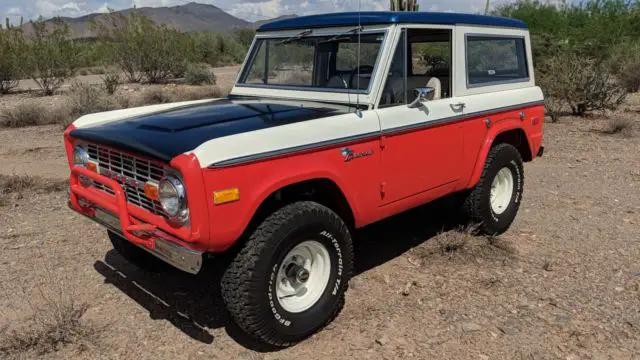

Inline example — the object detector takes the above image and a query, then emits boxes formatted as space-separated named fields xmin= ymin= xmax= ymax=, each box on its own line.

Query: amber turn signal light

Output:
xmin=144 ymin=183 xmax=159 ymax=201
xmin=213 ymin=188 xmax=240 ymax=205
xmin=86 ymin=162 xmax=97 ymax=172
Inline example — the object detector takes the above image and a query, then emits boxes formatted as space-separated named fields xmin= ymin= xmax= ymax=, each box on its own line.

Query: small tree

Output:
xmin=23 ymin=18 xmax=78 ymax=95
xmin=93 ymin=11 xmax=194 ymax=84
xmin=233 ymin=28 xmax=256 ymax=49
xmin=390 ymin=0 xmax=419 ymax=11
xmin=139 ymin=26 xmax=194 ymax=83
xmin=0 ymin=17 xmax=25 ymax=94
xmin=538 ymin=51 xmax=627 ymax=121
xmin=92 ymin=11 xmax=147 ymax=83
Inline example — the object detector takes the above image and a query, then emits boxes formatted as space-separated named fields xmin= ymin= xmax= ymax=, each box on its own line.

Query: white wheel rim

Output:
xmin=276 ymin=240 xmax=331 ymax=313
xmin=490 ymin=167 xmax=514 ymax=215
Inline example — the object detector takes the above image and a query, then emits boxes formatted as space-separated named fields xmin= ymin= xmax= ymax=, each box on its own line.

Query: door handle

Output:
xmin=450 ymin=102 xmax=466 ymax=111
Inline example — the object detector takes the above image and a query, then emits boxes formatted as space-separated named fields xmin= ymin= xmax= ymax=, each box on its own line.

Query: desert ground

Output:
xmin=0 ymin=74 xmax=638 ymax=359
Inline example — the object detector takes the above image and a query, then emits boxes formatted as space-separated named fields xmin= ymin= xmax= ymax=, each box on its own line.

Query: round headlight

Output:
xmin=73 ymin=145 xmax=88 ymax=166
xmin=158 ymin=175 xmax=188 ymax=222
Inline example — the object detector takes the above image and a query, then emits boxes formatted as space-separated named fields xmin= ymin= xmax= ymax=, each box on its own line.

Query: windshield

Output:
xmin=238 ymin=32 xmax=385 ymax=92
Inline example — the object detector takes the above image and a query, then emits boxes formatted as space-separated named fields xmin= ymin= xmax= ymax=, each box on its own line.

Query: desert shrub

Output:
xmin=0 ymin=102 xmax=71 ymax=128
xmin=190 ymin=31 xmax=246 ymax=66
xmin=137 ymin=87 xmax=174 ymax=105
xmin=233 ymin=28 xmax=256 ymax=48
xmin=184 ymin=63 xmax=216 ymax=85
xmin=611 ymin=44 xmax=640 ymax=93
xmin=0 ymin=103 xmax=43 ymax=127
xmin=68 ymin=81 xmax=116 ymax=116
xmin=603 ymin=115 xmax=635 ymax=136
xmin=537 ymin=52 xmax=627 ymax=119
xmin=0 ymin=279 xmax=99 ymax=356
xmin=172 ymin=86 xmax=224 ymax=102
xmin=94 ymin=11 xmax=195 ymax=84
xmin=140 ymin=28 xmax=194 ymax=83
xmin=101 ymin=72 xmax=120 ymax=95
xmin=0 ymin=19 xmax=25 ymax=94
xmin=0 ymin=174 xmax=68 ymax=196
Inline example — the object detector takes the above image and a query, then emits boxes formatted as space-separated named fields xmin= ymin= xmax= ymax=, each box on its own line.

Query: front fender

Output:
xmin=201 ymin=145 xmax=375 ymax=252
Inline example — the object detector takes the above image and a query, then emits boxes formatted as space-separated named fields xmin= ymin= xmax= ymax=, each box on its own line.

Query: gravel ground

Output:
xmin=0 ymin=94 xmax=638 ymax=360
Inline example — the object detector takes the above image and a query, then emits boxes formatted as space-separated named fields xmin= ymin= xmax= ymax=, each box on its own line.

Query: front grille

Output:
xmin=86 ymin=143 xmax=166 ymax=216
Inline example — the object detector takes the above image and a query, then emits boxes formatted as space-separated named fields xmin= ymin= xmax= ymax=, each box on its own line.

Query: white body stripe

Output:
xmin=191 ymin=87 xmax=542 ymax=167
xmin=190 ymin=110 xmax=381 ymax=167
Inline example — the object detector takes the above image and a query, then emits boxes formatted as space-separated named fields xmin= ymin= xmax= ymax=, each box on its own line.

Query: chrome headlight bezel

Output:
xmin=158 ymin=175 xmax=189 ymax=223
xmin=72 ymin=145 xmax=88 ymax=166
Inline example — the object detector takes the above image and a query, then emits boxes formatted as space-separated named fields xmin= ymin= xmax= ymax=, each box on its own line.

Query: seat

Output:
xmin=390 ymin=75 xmax=442 ymax=103
xmin=424 ymin=77 xmax=441 ymax=100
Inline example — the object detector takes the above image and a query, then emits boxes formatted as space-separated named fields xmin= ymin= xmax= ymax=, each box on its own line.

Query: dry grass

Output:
xmin=0 ymin=102 xmax=71 ymax=128
xmin=602 ymin=115 xmax=635 ymax=137
xmin=0 ymin=281 xmax=100 ymax=357
xmin=409 ymin=225 xmax=516 ymax=265
xmin=0 ymin=174 xmax=68 ymax=206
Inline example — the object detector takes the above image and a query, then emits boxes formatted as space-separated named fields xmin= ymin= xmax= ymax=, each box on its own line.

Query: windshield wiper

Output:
xmin=319 ymin=26 xmax=363 ymax=44
xmin=276 ymin=29 xmax=313 ymax=45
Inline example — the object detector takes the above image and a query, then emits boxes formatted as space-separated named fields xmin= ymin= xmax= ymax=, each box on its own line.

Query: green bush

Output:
xmin=537 ymin=52 xmax=627 ymax=121
xmin=68 ymin=81 xmax=116 ymax=116
xmin=190 ymin=31 xmax=247 ymax=66
xmin=184 ymin=63 xmax=216 ymax=85
xmin=0 ymin=19 xmax=25 ymax=94
xmin=23 ymin=19 xmax=78 ymax=96
xmin=94 ymin=11 xmax=195 ymax=84
xmin=101 ymin=72 xmax=120 ymax=95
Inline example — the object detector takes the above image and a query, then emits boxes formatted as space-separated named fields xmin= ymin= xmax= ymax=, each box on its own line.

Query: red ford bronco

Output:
xmin=65 ymin=12 xmax=544 ymax=346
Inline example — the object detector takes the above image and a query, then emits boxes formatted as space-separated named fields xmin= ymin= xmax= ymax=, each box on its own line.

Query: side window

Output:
xmin=466 ymin=36 xmax=529 ymax=87
xmin=378 ymin=28 xmax=452 ymax=108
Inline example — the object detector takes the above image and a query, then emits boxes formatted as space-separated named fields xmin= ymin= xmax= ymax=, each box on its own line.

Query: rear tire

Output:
xmin=461 ymin=143 xmax=524 ymax=235
xmin=221 ymin=201 xmax=353 ymax=347
xmin=108 ymin=231 xmax=168 ymax=272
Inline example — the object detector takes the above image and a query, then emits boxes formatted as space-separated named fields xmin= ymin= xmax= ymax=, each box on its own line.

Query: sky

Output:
xmin=0 ymin=0 xmax=503 ymax=25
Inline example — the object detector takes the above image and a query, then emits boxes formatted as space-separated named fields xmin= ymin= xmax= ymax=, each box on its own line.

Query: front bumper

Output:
xmin=69 ymin=166 xmax=203 ymax=274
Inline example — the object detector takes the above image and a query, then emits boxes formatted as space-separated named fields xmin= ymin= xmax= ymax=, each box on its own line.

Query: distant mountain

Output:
xmin=22 ymin=2 xmax=297 ymax=39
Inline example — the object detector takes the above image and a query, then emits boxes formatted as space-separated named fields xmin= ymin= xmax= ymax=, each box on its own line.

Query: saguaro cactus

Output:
xmin=3 ymin=16 xmax=24 ymax=29
xmin=390 ymin=0 xmax=420 ymax=11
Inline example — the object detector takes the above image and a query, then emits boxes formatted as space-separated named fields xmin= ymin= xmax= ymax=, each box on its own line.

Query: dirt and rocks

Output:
xmin=0 ymin=91 xmax=638 ymax=359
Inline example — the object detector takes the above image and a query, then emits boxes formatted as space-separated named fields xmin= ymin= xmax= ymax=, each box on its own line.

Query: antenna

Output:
xmin=355 ymin=0 xmax=362 ymax=118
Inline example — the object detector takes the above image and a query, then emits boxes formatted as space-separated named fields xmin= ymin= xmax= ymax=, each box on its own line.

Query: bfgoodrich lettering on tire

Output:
xmin=221 ymin=201 xmax=354 ymax=347
xmin=462 ymin=143 xmax=524 ymax=235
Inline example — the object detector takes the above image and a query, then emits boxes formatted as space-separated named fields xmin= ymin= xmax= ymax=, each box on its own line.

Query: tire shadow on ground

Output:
xmin=92 ymin=194 xmax=463 ymax=351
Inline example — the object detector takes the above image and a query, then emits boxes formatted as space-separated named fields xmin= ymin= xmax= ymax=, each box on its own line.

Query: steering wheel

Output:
xmin=349 ymin=65 xmax=375 ymax=89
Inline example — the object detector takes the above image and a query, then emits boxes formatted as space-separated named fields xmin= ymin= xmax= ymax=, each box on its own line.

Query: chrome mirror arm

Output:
xmin=407 ymin=87 xmax=434 ymax=108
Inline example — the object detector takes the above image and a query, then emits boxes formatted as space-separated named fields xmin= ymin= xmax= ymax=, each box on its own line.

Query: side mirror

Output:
xmin=407 ymin=87 xmax=435 ymax=108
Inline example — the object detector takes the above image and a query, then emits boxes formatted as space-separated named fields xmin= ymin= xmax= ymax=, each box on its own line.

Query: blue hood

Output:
xmin=70 ymin=97 xmax=348 ymax=162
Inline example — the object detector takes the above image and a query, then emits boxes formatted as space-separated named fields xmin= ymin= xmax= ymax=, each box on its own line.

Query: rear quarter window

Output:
xmin=465 ymin=35 xmax=529 ymax=87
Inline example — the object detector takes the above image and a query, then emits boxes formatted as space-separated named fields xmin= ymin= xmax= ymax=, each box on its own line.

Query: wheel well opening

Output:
xmin=492 ymin=129 xmax=532 ymax=162
xmin=236 ymin=179 xmax=355 ymax=249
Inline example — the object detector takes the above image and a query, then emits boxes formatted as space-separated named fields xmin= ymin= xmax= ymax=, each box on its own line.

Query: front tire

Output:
xmin=462 ymin=143 xmax=524 ymax=234
xmin=221 ymin=201 xmax=353 ymax=347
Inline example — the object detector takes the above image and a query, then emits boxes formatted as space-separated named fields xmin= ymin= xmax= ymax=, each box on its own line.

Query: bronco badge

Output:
xmin=340 ymin=147 xmax=373 ymax=162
